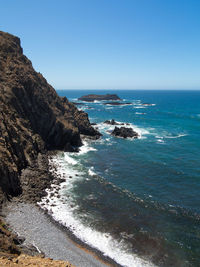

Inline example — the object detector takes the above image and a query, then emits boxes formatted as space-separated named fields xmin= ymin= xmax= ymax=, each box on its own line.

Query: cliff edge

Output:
xmin=0 ymin=31 xmax=100 ymax=201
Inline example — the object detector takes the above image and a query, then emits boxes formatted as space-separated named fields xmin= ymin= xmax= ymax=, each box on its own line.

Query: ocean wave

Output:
xmin=154 ymin=131 xmax=188 ymax=143
xmin=88 ymin=167 xmax=97 ymax=177
xmin=133 ymin=102 xmax=156 ymax=109
xmin=164 ymin=134 xmax=188 ymax=139
xmin=156 ymin=139 xmax=165 ymax=144
xmin=38 ymin=154 xmax=155 ymax=267
xmin=133 ymin=106 xmax=147 ymax=109
xmin=64 ymin=154 xmax=78 ymax=165
xmin=78 ymin=140 xmax=97 ymax=155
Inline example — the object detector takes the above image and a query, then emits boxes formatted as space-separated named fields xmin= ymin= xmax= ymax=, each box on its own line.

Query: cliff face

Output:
xmin=0 ymin=31 xmax=100 ymax=199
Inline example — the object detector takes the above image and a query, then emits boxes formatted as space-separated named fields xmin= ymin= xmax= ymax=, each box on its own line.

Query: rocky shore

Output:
xmin=0 ymin=31 xmax=104 ymax=266
xmin=0 ymin=30 xmax=101 ymax=203
xmin=0 ymin=30 xmax=138 ymax=266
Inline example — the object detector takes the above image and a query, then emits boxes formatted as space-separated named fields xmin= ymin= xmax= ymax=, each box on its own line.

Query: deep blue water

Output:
xmin=55 ymin=90 xmax=200 ymax=266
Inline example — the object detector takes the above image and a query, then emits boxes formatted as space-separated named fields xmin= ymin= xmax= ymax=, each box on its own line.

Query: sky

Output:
xmin=1 ymin=0 xmax=200 ymax=90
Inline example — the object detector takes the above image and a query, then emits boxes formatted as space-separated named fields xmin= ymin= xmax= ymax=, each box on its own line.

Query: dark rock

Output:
xmin=71 ymin=102 xmax=85 ymax=105
xmin=104 ymin=119 xmax=120 ymax=125
xmin=13 ymin=236 xmax=25 ymax=245
xmin=104 ymin=102 xmax=132 ymax=106
xmin=78 ymin=94 xmax=121 ymax=102
xmin=111 ymin=127 xmax=139 ymax=139
xmin=0 ymin=31 xmax=101 ymax=201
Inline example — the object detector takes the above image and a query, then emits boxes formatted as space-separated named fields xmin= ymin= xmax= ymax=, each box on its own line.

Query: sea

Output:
xmin=39 ymin=90 xmax=200 ymax=267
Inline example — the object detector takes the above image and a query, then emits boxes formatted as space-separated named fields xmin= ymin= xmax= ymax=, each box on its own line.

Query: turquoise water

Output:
xmin=55 ymin=90 xmax=200 ymax=266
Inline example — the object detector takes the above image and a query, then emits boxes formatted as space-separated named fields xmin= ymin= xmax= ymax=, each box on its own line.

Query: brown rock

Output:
xmin=0 ymin=31 xmax=101 ymax=200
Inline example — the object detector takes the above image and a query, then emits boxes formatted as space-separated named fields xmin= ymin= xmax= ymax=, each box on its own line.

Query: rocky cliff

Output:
xmin=0 ymin=31 xmax=100 ymax=201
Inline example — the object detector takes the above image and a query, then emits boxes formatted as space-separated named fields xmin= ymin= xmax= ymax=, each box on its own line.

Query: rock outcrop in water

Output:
xmin=0 ymin=31 xmax=100 ymax=201
xmin=104 ymin=119 xmax=120 ymax=125
xmin=111 ymin=127 xmax=139 ymax=139
xmin=103 ymin=102 xmax=132 ymax=106
xmin=78 ymin=94 xmax=121 ymax=102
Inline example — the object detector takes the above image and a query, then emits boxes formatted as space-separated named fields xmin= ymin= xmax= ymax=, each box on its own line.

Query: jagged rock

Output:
xmin=0 ymin=218 xmax=21 ymax=255
xmin=0 ymin=31 xmax=101 ymax=200
xmin=104 ymin=119 xmax=120 ymax=125
xmin=111 ymin=127 xmax=139 ymax=139
xmin=78 ymin=94 xmax=121 ymax=102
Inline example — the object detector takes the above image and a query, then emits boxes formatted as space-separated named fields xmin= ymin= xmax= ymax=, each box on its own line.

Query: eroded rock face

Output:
xmin=0 ymin=31 xmax=100 ymax=199
xmin=78 ymin=94 xmax=121 ymax=102
xmin=111 ymin=127 xmax=139 ymax=139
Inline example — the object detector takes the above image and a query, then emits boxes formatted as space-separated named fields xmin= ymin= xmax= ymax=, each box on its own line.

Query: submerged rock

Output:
xmin=111 ymin=127 xmax=139 ymax=139
xmin=78 ymin=94 xmax=121 ymax=102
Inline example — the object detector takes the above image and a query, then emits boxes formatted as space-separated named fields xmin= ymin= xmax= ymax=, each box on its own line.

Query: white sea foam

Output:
xmin=64 ymin=154 xmax=78 ymax=165
xmin=78 ymin=106 xmax=89 ymax=111
xmin=134 ymin=106 xmax=147 ymax=109
xmin=88 ymin=167 xmax=97 ymax=176
xmin=96 ymin=121 xmax=150 ymax=139
xmin=38 ymin=154 xmax=155 ymax=267
xmin=143 ymin=103 xmax=156 ymax=106
xmin=78 ymin=140 xmax=97 ymax=155
xmin=133 ymin=102 xmax=156 ymax=109
xmin=157 ymin=139 xmax=165 ymax=144
xmin=164 ymin=134 xmax=188 ymax=139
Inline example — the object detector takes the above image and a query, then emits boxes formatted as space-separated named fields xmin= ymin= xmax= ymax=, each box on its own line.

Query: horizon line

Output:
xmin=55 ymin=88 xmax=200 ymax=91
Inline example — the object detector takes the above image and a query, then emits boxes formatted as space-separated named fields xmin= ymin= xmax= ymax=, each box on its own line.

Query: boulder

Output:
xmin=111 ymin=127 xmax=139 ymax=139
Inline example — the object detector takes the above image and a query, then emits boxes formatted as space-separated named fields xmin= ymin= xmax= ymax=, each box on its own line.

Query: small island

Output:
xmin=78 ymin=94 xmax=121 ymax=102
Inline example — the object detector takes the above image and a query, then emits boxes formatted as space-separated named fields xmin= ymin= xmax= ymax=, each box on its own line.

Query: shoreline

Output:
xmin=3 ymin=201 xmax=120 ymax=267
xmin=2 ymin=148 xmax=121 ymax=267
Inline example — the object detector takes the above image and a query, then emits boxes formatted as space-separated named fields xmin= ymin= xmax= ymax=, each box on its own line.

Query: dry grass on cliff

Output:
xmin=0 ymin=254 xmax=75 ymax=266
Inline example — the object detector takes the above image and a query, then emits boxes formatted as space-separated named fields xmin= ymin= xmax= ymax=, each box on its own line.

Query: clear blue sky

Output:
xmin=1 ymin=0 xmax=200 ymax=89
